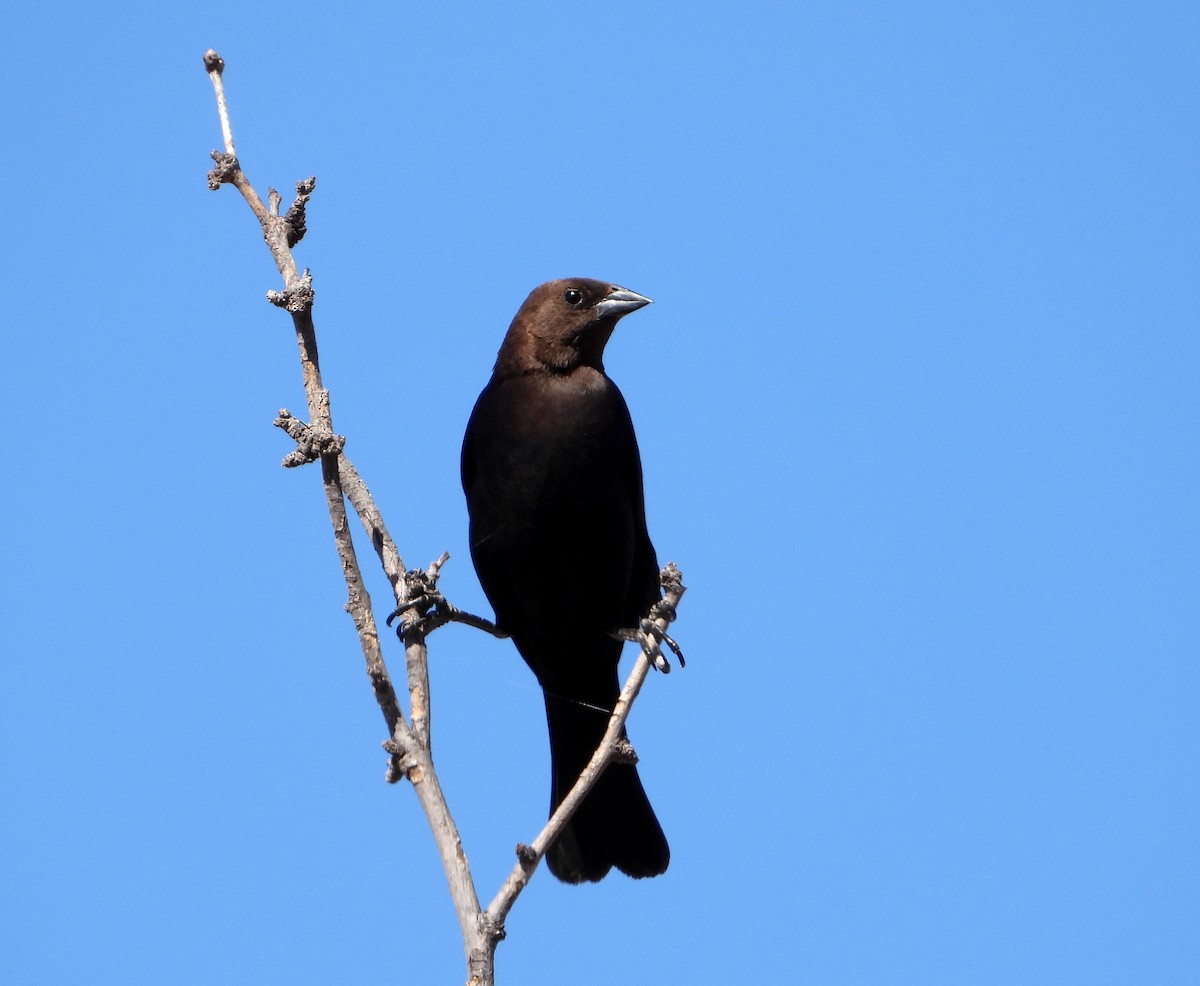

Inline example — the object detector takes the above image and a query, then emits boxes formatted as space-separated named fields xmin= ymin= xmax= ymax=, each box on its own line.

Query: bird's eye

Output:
xmin=564 ymin=288 xmax=585 ymax=308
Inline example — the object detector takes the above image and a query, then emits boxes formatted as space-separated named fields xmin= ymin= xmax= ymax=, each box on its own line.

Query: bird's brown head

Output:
xmin=494 ymin=278 xmax=652 ymax=375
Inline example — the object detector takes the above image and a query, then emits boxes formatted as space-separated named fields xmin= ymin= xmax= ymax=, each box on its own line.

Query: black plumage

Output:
xmin=461 ymin=278 xmax=669 ymax=883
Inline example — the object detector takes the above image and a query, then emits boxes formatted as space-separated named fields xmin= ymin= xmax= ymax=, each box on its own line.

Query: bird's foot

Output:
xmin=386 ymin=588 xmax=446 ymax=640
xmin=386 ymin=557 xmax=507 ymax=642
xmin=611 ymin=619 xmax=686 ymax=673
xmin=610 ymin=564 xmax=687 ymax=673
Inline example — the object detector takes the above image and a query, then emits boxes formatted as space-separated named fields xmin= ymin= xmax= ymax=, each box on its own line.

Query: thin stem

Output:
xmin=203 ymin=50 xmax=236 ymax=157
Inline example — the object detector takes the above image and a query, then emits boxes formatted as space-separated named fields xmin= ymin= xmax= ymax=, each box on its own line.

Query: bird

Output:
xmin=460 ymin=277 xmax=669 ymax=883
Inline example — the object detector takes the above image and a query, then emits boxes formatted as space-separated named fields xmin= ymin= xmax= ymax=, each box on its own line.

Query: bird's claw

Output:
xmin=386 ymin=563 xmax=453 ymax=641
xmin=386 ymin=591 xmax=448 ymax=640
xmin=638 ymin=617 xmax=683 ymax=673
xmin=610 ymin=565 xmax=687 ymax=672
xmin=611 ymin=615 xmax=686 ymax=673
xmin=385 ymin=560 xmax=508 ymax=642
xmin=657 ymin=627 xmax=686 ymax=667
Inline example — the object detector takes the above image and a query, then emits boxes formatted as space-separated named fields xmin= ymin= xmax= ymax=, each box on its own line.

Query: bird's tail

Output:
xmin=542 ymin=691 xmax=670 ymax=883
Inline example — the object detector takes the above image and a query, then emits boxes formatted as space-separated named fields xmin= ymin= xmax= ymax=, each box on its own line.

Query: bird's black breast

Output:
xmin=462 ymin=368 xmax=656 ymax=645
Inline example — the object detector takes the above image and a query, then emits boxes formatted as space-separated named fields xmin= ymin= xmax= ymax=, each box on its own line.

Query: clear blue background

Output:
xmin=3 ymin=2 xmax=1196 ymax=983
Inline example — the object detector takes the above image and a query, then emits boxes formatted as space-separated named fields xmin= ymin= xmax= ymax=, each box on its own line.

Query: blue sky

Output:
xmin=3 ymin=2 xmax=1196 ymax=983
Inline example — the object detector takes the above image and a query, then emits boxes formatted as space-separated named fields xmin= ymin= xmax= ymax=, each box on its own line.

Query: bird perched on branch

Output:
xmin=461 ymin=278 xmax=669 ymax=883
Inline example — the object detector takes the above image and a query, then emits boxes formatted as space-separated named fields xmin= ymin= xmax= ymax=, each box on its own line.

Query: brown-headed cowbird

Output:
xmin=461 ymin=278 xmax=669 ymax=883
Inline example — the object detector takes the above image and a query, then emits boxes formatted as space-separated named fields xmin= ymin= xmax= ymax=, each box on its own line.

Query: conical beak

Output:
xmin=594 ymin=285 xmax=652 ymax=320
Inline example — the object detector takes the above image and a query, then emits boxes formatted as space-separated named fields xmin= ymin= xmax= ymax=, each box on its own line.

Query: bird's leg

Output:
xmin=610 ymin=563 xmax=687 ymax=673
xmin=386 ymin=560 xmax=508 ymax=642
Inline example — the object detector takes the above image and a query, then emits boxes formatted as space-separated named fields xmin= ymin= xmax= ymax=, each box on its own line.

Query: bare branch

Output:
xmin=203 ymin=50 xmax=236 ymax=158
xmin=202 ymin=46 xmax=408 ymax=812
xmin=384 ymin=723 xmax=484 ymax=956
xmin=484 ymin=565 xmax=687 ymax=931
xmin=274 ymin=407 xmax=345 ymax=467
xmin=337 ymin=453 xmax=406 ymax=598
xmin=203 ymin=51 xmax=496 ymax=979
